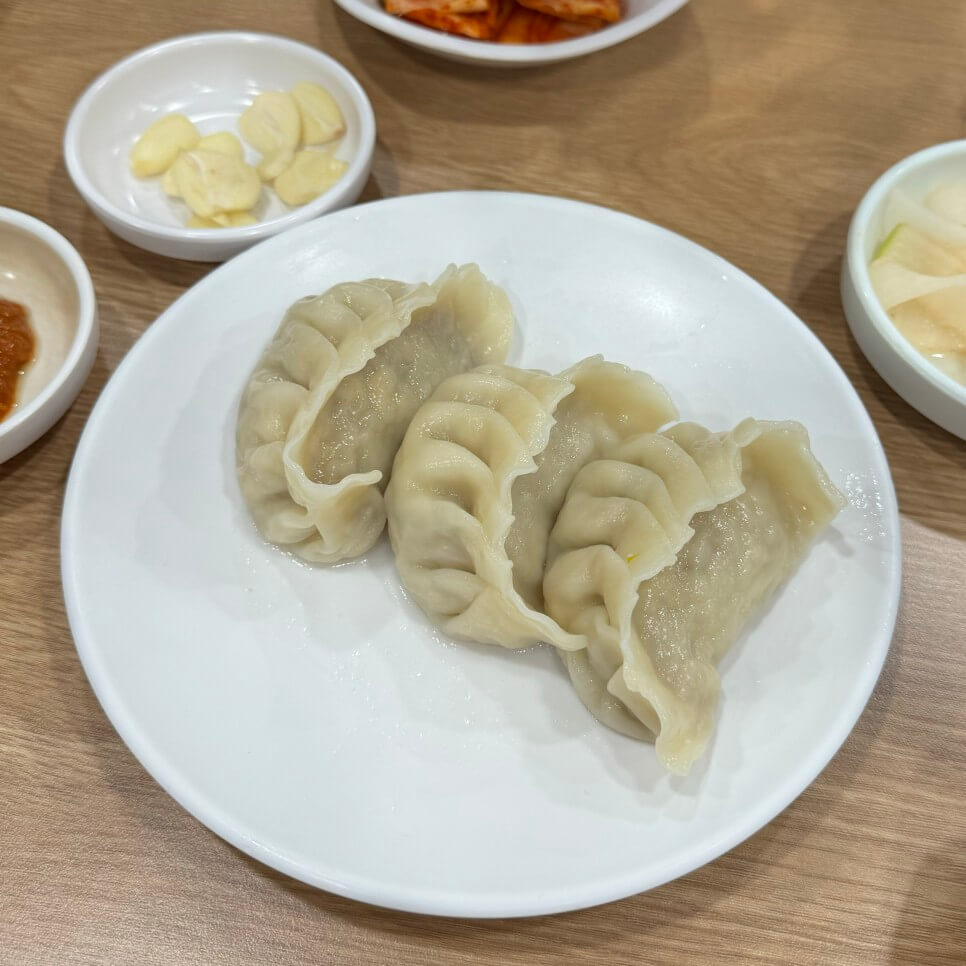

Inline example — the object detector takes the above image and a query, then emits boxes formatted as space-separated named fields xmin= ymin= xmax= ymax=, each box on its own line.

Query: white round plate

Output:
xmin=62 ymin=192 xmax=900 ymax=918
xmin=333 ymin=0 xmax=688 ymax=67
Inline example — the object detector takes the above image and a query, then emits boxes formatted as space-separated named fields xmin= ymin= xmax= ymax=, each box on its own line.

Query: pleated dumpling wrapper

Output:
xmin=236 ymin=264 xmax=513 ymax=564
xmin=544 ymin=418 xmax=846 ymax=775
xmin=543 ymin=421 xmax=751 ymax=742
xmin=385 ymin=356 xmax=678 ymax=649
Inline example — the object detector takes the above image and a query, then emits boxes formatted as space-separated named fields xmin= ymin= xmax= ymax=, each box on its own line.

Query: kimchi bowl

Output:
xmin=333 ymin=0 xmax=689 ymax=66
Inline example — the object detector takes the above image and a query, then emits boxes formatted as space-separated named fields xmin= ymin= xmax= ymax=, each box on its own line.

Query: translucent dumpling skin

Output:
xmin=386 ymin=356 xmax=678 ymax=650
xmin=236 ymin=258 xmax=846 ymax=776
xmin=545 ymin=418 xmax=846 ymax=775
xmin=235 ymin=264 xmax=513 ymax=564
xmin=544 ymin=421 xmax=748 ymax=742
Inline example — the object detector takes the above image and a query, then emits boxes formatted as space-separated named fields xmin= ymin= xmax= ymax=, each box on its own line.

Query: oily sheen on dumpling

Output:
xmin=385 ymin=356 xmax=678 ymax=649
xmin=544 ymin=418 xmax=845 ymax=774
xmin=236 ymin=264 xmax=513 ymax=563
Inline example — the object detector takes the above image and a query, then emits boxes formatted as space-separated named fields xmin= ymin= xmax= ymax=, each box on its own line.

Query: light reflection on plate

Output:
xmin=62 ymin=192 xmax=899 ymax=917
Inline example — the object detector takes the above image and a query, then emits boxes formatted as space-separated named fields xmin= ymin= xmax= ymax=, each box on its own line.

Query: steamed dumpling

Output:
xmin=543 ymin=421 xmax=750 ymax=740
xmin=236 ymin=264 xmax=513 ymax=563
xmin=544 ymin=418 xmax=845 ymax=774
xmin=385 ymin=356 xmax=678 ymax=649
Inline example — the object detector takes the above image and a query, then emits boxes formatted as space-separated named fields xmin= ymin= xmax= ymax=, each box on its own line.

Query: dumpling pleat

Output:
xmin=544 ymin=418 xmax=845 ymax=775
xmin=236 ymin=265 xmax=514 ymax=564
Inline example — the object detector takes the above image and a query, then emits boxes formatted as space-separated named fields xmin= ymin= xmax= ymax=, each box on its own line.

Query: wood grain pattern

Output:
xmin=1 ymin=1 xmax=964 ymax=963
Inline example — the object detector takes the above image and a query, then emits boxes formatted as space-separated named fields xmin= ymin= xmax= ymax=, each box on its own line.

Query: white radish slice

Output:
xmin=925 ymin=181 xmax=966 ymax=227
xmin=869 ymin=259 xmax=966 ymax=311
xmin=883 ymin=188 xmax=966 ymax=247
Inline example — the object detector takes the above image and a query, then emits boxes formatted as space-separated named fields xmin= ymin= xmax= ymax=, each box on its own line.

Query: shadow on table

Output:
xmin=327 ymin=2 xmax=710 ymax=151
xmin=789 ymin=213 xmax=966 ymax=542
xmin=889 ymin=840 xmax=966 ymax=965
xmin=233 ymin=843 xmax=735 ymax=946
xmin=46 ymin=152 xmax=392 ymax=299
xmin=0 ymin=342 xmax=112 ymax=528
xmin=44 ymin=155 xmax=201 ymax=296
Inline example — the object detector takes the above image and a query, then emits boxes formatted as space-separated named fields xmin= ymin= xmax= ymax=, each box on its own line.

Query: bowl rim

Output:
xmin=0 ymin=207 xmax=97 ymax=440
xmin=63 ymin=31 xmax=376 ymax=246
xmin=845 ymin=138 xmax=966 ymax=406
xmin=332 ymin=0 xmax=689 ymax=65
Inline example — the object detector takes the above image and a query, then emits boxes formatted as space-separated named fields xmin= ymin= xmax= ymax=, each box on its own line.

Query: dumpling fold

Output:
xmin=544 ymin=418 xmax=845 ymax=774
xmin=386 ymin=356 xmax=679 ymax=649
xmin=236 ymin=264 xmax=513 ymax=563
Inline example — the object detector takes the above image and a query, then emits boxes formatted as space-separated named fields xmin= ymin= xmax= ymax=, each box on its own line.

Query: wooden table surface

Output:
xmin=2 ymin=1 xmax=965 ymax=963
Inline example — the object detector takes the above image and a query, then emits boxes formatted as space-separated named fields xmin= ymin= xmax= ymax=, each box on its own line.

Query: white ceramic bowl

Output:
xmin=64 ymin=32 xmax=376 ymax=262
xmin=334 ymin=0 xmax=688 ymax=67
xmin=842 ymin=140 xmax=966 ymax=440
xmin=0 ymin=208 xmax=98 ymax=463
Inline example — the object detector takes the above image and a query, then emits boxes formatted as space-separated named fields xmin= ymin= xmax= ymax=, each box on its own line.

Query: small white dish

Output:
xmin=0 ymin=208 xmax=97 ymax=463
xmin=334 ymin=0 xmax=688 ymax=67
xmin=842 ymin=139 xmax=966 ymax=439
xmin=64 ymin=32 xmax=376 ymax=262
xmin=62 ymin=192 xmax=899 ymax=917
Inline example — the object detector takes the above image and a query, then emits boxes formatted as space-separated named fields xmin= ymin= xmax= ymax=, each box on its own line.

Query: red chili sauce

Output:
xmin=0 ymin=299 xmax=35 ymax=422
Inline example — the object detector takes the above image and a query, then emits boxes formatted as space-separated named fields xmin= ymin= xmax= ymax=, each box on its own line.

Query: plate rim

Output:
xmin=332 ymin=0 xmax=690 ymax=66
xmin=61 ymin=190 xmax=902 ymax=918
